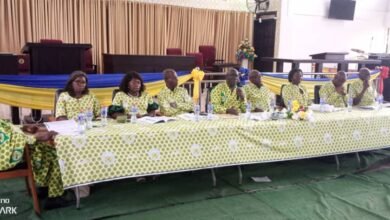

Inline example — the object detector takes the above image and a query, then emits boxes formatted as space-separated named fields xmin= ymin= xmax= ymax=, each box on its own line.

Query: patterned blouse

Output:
xmin=243 ymin=82 xmax=272 ymax=111
xmin=112 ymin=91 xmax=154 ymax=115
xmin=0 ymin=119 xmax=35 ymax=171
xmin=210 ymin=82 xmax=246 ymax=114
xmin=282 ymin=83 xmax=311 ymax=107
xmin=55 ymin=92 xmax=100 ymax=120
xmin=349 ymin=80 xmax=375 ymax=106
xmin=319 ymin=82 xmax=348 ymax=107
xmin=157 ymin=86 xmax=193 ymax=116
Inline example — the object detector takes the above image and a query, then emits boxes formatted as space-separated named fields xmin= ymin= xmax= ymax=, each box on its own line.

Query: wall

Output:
xmin=278 ymin=0 xmax=390 ymax=64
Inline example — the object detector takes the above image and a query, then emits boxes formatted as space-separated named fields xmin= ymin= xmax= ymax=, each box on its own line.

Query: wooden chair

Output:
xmin=53 ymin=89 xmax=65 ymax=116
xmin=0 ymin=146 xmax=40 ymax=215
xmin=112 ymin=88 xmax=120 ymax=101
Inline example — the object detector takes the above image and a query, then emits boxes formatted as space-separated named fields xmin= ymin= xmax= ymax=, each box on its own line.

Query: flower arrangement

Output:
xmin=287 ymin=100 xmax=314 ymax=121
xmin=236 ymin=38 xmax=257 ymax=61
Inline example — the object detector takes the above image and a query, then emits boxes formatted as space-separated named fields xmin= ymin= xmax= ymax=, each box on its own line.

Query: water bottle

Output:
xmin=245 ymin=102 xmax=251 ymax=120
xmin=101 ymin=106 xmax=108 ymax=126
xmin=130 ymin=105 xmax=138 ymax=124
xmin=77 ymin=113 xmax=86 ymax=134
xmin=377 ymin=94 xmax=383 ymax=110
xmin=207 ymin=103 xmax=213 ymax=120
xmin=270 ymin=98 xmax=275 ymax=113
xmin=320 ymin=98 xmax=325 ymax=113
xmin=194 ymin=104 xmax=200 ymax=122
xmin=86 ymin=110 xmax=93 ymax=129
xmin=287 ymin=100 xmax=292 ymax=112
xmin=347 ymin=96 xmax=353 ymax=112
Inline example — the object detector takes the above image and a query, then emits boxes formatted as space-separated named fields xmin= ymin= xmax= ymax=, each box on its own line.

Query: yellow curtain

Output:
xmin=0 ymin=0 xmax=252 ymax=73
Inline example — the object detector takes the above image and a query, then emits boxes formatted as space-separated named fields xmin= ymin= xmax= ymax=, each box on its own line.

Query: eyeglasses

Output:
xmin=74 ymin=80 xmax=87 ymax=85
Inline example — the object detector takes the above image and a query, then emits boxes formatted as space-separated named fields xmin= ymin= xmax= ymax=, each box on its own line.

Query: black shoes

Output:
xmin=37 ymin=187 xmax=48 ymax=199
xmin=44 ymin=191 xmax=75 ymax=210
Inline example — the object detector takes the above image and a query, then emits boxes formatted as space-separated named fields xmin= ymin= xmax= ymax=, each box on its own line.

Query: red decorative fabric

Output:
xmin=166 ymin=48 xmax=182 ymax=55
xmin=40 ymin=39 xmax=63 ymax=44
xmin=379 ymin=66 xmax=389 ymax=94
xmin=186 ymin=52 xmax=204 ymax=69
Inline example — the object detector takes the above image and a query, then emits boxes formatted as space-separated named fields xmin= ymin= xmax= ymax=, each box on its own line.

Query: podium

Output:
xmin=0 ymin=54 xmax=21 ymax=124
xmin=310 ymin=52 xmax=348 ymax=60
xmin=21 ymin=42 xmax=91 ymax=122
xmin=22 ymin=43 xmax=91 ymax=74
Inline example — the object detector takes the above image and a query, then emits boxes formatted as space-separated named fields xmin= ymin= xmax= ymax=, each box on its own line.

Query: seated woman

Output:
xmin=0 ymin=119 xmax=72 ymax=210
xmin=55 ymin=70 xmax=100 ymax=120
xmin=282 ymin=68 xmax=311 ymax=107
xmin=112 ymin=71 xmax=158 ymax=118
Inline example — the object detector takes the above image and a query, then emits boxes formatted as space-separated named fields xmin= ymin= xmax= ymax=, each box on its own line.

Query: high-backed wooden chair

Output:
xmin=53 ymin=89 xmax=65 ymax=116
xmin=198 ymin=45 xmax=224 ymax=72
xmin=166 ymin=48 xmax=182 ymax=55
xmin=112 ymin=89 xmax=120 ymax=101
xmin=0 ymin=146 xmax=40 ymax=215
xmin=186 ymin=52 xmax=204 ymax=69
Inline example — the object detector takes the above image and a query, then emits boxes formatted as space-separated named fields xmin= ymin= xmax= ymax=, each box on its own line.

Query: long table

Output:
xmin=55 ymin=108 xmax=390 ymax=192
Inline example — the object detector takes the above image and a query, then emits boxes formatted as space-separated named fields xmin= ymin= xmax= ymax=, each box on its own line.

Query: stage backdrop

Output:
xmin=0 ymin=70 xmax=380 ymax=110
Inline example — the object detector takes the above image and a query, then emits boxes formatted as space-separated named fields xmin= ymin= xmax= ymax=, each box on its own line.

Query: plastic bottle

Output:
xmin=101 ymin=106 xmax=108 ymax=126
xmin=130 ymin=105 xmax=138 ymax=124
xmin=194 ymin=104 xmax=200 ymax=122
xmin=245 ymin=102 xmax=251 ymax=120
xmin=86 ymin=110 xmax=93 ymax=129
xmin=77 ymin=113 xmax=86 ymax=134
xmin=207 ymin=103 xmax=213 ymax=120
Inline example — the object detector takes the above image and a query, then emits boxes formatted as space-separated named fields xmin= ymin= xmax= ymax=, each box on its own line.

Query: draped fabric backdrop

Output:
xmin=0 ymin=0 xmax=253 ymax=73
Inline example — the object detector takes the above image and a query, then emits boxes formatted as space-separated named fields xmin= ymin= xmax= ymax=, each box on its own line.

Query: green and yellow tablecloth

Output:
xmin=55 ymin=108 xmax=390 ymax=189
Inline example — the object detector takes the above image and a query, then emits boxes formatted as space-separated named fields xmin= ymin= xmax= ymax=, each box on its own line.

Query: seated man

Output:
xmin=350 ymin=68 xmax=375 ymax=106
xmin=0 ymin=119 xmax=72 ymax=210
xmin=243 ymin=70 xmax=272 ymax=112
xmin=211 ymin=68 xmax=246 ymax=115
xmin=158 ymin=69 xmax=193 ymax=116
xmin=319 ymin=71 xmax=348 ymax=107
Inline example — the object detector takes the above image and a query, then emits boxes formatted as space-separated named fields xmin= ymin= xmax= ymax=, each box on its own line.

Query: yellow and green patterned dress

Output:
xmin=349 ymin=80 xmax=375 ymax=106
xmin=210 ymin=82 xmax=246 ymax=114
xmin=243 ymin=82 xmax=272 ymax=111
xmin=0 ymin=119 xmax=63 ymax=198
xmin=282 ymin=83 xmax=311 ymax=107
xmin=319 ymin=82 xmax=348 ymax=107
xmin=112 ymin=91 xmax=153 ymax=115
xmin=157 ymin=86 xmax=193 ymax=116
xmin=55 ymin=92 xmax=100 ymax=119
xmin=0 ymin=119 xmax=33 ymax=170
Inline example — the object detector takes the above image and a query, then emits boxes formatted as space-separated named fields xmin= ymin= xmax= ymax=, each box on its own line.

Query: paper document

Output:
xmin=44 ymin=120 xmax=79 ymax=135
xmin=358 ymin=106 xmax=376 ymax=110
xmin=137 ymin=116 xmax=175 ymax=124
xmin=250 ymin=112 xmax=271 ymax=121
xmin=251 ymin=176 xmax=272 ymax=183
xmin=309 ymin=104 xmax=335 ymax=112
xmin=177 ymin=113 xmax=216 ymax=121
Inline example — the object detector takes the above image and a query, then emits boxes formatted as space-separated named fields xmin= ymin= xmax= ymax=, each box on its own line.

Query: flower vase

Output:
xmin=241 ymin=58 xmax=249 ymax=69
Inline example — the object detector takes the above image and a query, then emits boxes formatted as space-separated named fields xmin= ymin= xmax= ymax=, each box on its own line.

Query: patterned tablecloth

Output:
xmin=55 ymin=108 xmax=390 ymax=189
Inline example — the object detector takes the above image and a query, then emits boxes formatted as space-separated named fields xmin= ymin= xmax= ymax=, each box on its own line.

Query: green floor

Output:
xmin=2 ymin=150 xmax=390 ymax=220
